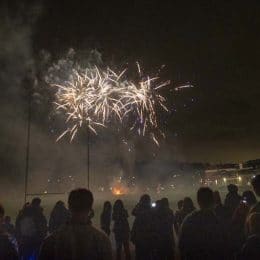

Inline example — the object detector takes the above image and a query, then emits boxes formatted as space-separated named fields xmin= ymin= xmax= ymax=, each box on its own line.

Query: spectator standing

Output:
xmin=49 ymin=201 xmax=70 ymax=233
xmin=131 ymin=194 xmax=155 ymax=260
xmin=249 ymin=175 xmax=260 ymax=214
xmin=2 ymin=216 xmax=15 ymax=236
xmin=112 ymin=200 xmax=131 ymax=260
xmin=0 ymin=204 xmax=18 ymax=260
xmin=100 ymin=201 xmax=112 ymax=236
xmin=178 ymin=197 xmax=196 ymax=226
xmin=16 ymin=198 xmax=47 ymax=259
xmin=213 ymin=191 xmax=229 ymax=226
xmin=154 ymin=198 xmax=175 ymax=260
xmin=224 ymin=184 xmax=242 ymax=217
xmin=179 ymin=187 xmax=227 ymax=260
xmin=174 ymin=200 xmax=183 ymax=234
xmin=240 ymin=212 xmax=260 ymax=259
xmin=39 ymin=188 xmax=112 ymax=260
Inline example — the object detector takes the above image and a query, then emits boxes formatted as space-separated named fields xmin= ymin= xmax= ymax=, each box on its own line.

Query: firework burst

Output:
xmin=47 ymin=62 xmax=169 ymax=145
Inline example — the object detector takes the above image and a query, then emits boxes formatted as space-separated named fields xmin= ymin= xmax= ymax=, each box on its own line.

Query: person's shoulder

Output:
xmin=87 ymin=225 xmax=110 ymax=241
xmin=89 ymin=225 xmax=108 ymax=236
xmin=182 ymin=210 xmax=199 ymax=224
xmin=249 ymin=201 xmax=260 ymax=214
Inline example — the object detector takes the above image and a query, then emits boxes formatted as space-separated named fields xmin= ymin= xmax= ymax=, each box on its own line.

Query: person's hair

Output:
xmin=183 ymin=197 xmax=195 ymax=211
xmin=227 ymin=184 xmax=238 ymax=193
xmin=213 ymin=190 xmax=222 ymax=205
xmin=251 ymin=175 xmax=260 ymax=196
xmin=102 ymin=201 xmax=112 ymax=213
xmin=242 ymin=190 xmax=257 ymax=206
xmin=139 ymin=194 xmax=151 ymax=206
xmin=247 ymin=213 xmax=260 ymax=235
xmin=113 ymin=199 xmax=124 ymax=212
xmin=160 ymin=198 xmax=169 ymax=208
xmin=0 ymin=204 xmax=4 ymax=217
xmin=68 ymin=188 xmax=93 ymax=213
xmin=55 ymin=200 xmax=65 ymax=207
xmin=197 ymin=187 xmax=214 ymax=209
xmin=31 ymin=197 xmax=41 ymax=207
xmin=177 ymin=200 xmax=184 ymax=210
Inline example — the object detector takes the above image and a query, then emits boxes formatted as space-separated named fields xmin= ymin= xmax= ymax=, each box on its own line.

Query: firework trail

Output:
xmin=46 ymin=61 xmax=169 ymax=145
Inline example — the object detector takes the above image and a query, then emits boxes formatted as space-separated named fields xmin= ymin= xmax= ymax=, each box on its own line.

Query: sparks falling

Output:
xmin=47 ymin=62 xmax=170 ymax=145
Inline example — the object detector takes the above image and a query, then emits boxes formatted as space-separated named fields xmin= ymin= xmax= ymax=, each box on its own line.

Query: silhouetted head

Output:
xmin=68 ymin=188 xmax=93 ymax=214
xmin=103 ymin=201 xmax=112 ymax=213
xmin=213 ymin=190 xmax=222 ymax=205
xmin=155 ymin=200 xmax=162 ymax=209
xmin=0 ymin=204 xmax=4 ymax=221
xmin=23 ymin=202 xmax=30 ymax=210
xmin=55 ymin=201 xmax=65 ymax=208
xmin=197 ymin=187 xmax=214 ymax=209
xmin=242 ymin=190 xmax=257 ymax=206
xmin=247 ymin=213 xmax=260 ymax=235
xmin=251 ymin=175 xmax=260 ymax=196
xmin=160 ymin=198 xmax=169 ymax=209
xmin=113 ymin=199 xmax=124 ymax=212
xmin=227 ymin=184 xmax=238 ymax=194
xmin=177 ymin=200 xmax=184 ymax=210
xmin=183 ymin=197 xmax=195 ymax=211
xmin=139 ymin=194 xmax=151 ymax=207
xmin=31 ymin=197 xmax=41 ymax=207
xmin=4 ymin=216 xmax=11 ymax=223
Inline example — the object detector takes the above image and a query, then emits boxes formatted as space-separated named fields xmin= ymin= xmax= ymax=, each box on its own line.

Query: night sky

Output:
xmin=2 ymin=0 xmax=260 ymax=162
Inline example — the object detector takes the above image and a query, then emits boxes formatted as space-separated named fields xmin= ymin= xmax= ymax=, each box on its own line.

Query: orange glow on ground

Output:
xmin=112 ymin=185 xmax=128 ymax=196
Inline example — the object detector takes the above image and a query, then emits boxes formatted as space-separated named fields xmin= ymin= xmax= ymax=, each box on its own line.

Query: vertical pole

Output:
xmin=24 ymin=91 xmax=32 ymax=204
xmin=87 ymin=120 xmax=90 ymax=189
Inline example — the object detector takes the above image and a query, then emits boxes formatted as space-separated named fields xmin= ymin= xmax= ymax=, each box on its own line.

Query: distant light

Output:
xmin=238 ymin=176 xmax=242 ymax=181
xmin=44 ymin=190 xmax=47 ymax=194
xmin=223 ymin=177 xmax=227 ymax=182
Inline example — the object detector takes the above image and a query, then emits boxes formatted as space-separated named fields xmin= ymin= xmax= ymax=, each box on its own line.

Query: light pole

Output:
xmin=87 ymin=120 xmax=90 ymax=189
xmin=23 ymin=72 xmax=34 ymax=204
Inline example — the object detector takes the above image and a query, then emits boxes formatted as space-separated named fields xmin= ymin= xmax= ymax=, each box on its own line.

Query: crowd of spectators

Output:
xmin=0 ymin=174 xmax=260 ymax=259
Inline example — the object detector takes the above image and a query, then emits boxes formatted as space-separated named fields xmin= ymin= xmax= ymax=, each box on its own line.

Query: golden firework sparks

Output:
xmin=48 ymin=63 xmax=169 ymax=145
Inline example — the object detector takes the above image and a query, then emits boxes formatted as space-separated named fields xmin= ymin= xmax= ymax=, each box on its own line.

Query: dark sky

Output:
xmin=3 ymin=0 xmax=260 ymax=162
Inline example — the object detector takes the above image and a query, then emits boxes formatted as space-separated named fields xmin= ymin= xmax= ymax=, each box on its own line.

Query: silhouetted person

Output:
xmin=213 ymin=191 xmax=229 ymax=227
xmin=39 ymin=188 xmax=112 ymax=260
xmin=131 ymin=194 xmax=155 ymax=260
xmin=230 ymin=199 xmax=250 ymax=257
xmin=16 ymin=198 xmax=47 ymax=259
xmin=49 ymin=201 xmax=70 ymax=233
xmin=179 ymin=187 xmax=227 ymax=260
xmin=242 ymin=190 xmax=257 ymax=207
xmin=178 ymin=197 xmax=196 ymax=226
xmin=240 ymin=213 xmax=260 ymax=259
xmin=224 ymin=184 xmax=242 ymax=217
xmin=100 ymin=201 xmax=112 ymax=236
xmin=154 ymin=198 xmax=175 ymax=260
xmin=112 ymin=200 xmax=131 ymax=260
xmin=2 ymin=216 xmax=15 ymax=235
xmin=0 ymin=204 xmax=18 ymax=260
xmin=175 ymin=200 xmax=184 ymax=234
xmin=249 ymin=175 xmax=260 ymax=214
xmin=175 ymin=200 xmax=183 ymax=234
